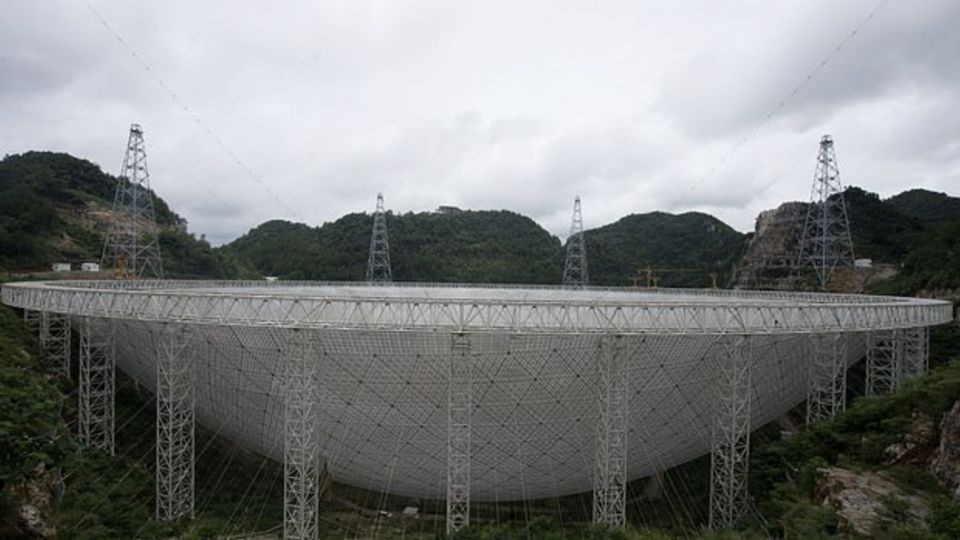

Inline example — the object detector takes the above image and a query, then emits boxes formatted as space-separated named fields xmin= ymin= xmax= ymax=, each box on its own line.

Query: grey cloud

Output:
xmin=659 ymin=0 xmax=960 ymax=139
xmin=0 ymin=0 xmax=958 ymax=245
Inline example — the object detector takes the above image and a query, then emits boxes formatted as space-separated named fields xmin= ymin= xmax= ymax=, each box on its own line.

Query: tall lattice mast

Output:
xmin=563 ymin=196 xmax=588 ymax=287
xmin=797 ymin=135 xmax=854 ymax=288
xmin=101 ymin=124 xmax=164 ymax=278
xmin=366 ymin=193 xmax=393 ymax=282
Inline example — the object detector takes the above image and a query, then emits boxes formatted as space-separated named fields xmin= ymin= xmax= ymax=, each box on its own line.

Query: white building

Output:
xmin=51 ymin=263 xmax=71 ymax=272
xmin=81 ymin=262 xmax=101 ymax=272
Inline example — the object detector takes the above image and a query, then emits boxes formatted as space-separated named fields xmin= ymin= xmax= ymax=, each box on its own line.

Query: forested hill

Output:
xmin=587 ymin=212 xmax=746 ymax=286
xmin=226 ymin=211 xmax=565 ymax=283
xmin=819 ymin=187 xmax=960 ymax=266
xmin=839 ymin=187 xmax=960 ymax=294
xmin=0 ymin=151 xmax=250 ymax=278
xmin=225 ymin=209 xmax=748 ymax=286
xmin=888 ymin=188 xmax=960 ymax=228
xmin=4 ymin=150 xmax=957 ymax=290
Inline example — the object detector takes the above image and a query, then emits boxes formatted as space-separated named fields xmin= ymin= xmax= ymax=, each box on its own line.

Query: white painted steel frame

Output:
xmin=2 ymin=282 xmax=954 ymax=532
xmin=866 ymin=330 xmax=901 ymax=397
xmin=79 ymin=318 xmax=116 ymax=454
xmin=798 ymin=135 xmax=854 ymax=288
xmin=23 ymin=309 xmax=41 ymax=339
xmin=155 ymin=323 xmax=195 ymax=521
xmin=366 ymin=193 xmax=392 ymax=283
xmin=39 ymin=311 xmax=71 ymax=377
xmin=446 ymin=333 xmax=472 ymax=535
xmin=593 ymin=335 xmax=628 ymax=528
xmin=101 ymin=124 xmax=164 ymax=279
xmin=2 ymin=282 xmax=951 ymax=335
xmin=709 ymin=335 xmax=751 ymax=529
xmin=563 ymin=196 xmax=588 ymax=287
xmin=284 ymin=330 xmax=322 ymax=540
xmin=805 ymin=333 xmax=847 ymax=424
xmin=902 ymin=327 xmax=929 ymax=379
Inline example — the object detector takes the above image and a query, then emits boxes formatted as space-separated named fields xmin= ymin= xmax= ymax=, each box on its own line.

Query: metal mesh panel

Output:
xmin=96 ymin=323 xmax=863 ymax=502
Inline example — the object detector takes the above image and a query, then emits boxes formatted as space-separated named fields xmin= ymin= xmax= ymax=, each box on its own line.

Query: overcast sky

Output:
xmin=2 ymin=1 xmax=958 ymax=244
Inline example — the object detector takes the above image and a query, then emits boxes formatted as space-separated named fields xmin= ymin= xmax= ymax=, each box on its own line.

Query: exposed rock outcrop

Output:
xmin=733 ymin=202 xmax=806 ymax=290
xmin=884 ymin=410 xmax=937 ymax=466
xmin=813 ymin=467 xmax=928 ymax=536
xmin=930 ymin=400 xmax=960 ymax=500
xmin=7 ymin=463 xmax=62 ymax=539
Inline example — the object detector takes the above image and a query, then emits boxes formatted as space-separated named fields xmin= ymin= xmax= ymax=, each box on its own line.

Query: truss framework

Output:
xmin=155 ymin=323 xmax=195 ymax=521
xmin=709 ymin=335 xmax=752 ymax=529
xmin=24 ymin=309 xmax=41 ymax=337
xmin=797 ymin=135 xmax=855 ymax=288
xmin=101 ymin=123 xmax=164 ymax=278
xmin=563 ymin=196 xmax=589 ymax=287
xmin=866 ymin=330 xmax=901 ymax=397
xmin=79 ymin=318 xmax=115 ymax=454
xmin=3 ymin=282 xmax=950 ymax=336
xmin=901 ymin=327 xmax=929 ymax=380
xmin=366 ymin=193 xmax=393 ymax=283
xmin=284 ymin=330 xmax=322 ymax=540
xmin=447 ymin=333 xmax=472 ymax=535
xmin=593 ymin=335 xmax=627 ymax=527
xmin=39 ymin=311 xmax=71 ymax=377
xmin=805 ymin=333 xmax=846 ymax=424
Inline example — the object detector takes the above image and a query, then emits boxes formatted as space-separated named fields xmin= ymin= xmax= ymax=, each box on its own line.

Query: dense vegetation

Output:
xmin=0 ymin=301 xmax=288 ymax=538
xmin=798 ymin=186 xmax=960 ymax=295
xmin=843 ymin=187 xmax=927 ymax=264
xmin=3 ymin=148 xmax=960 ymax=538
xmin=227 ymin=210 xmax=565 ymax=283
xmin=887 ymin=189 xmax=960 ymax=229
xmin=5 ymin=151 xmax=958 ymax=292
xmin=0 ymin=152 xmax=251 ymax=278
xmin=587 ymin=212 xmax=746 ymax=287
xmin=0 ymin=305 xmax=72 ymax=534
xmin=225 ymin=210 xmax=748 ymax=287
xmin=748 ymin=360 xmax=960 ymax=539
xmin=869 ymin=214 xmax=960 ymax=296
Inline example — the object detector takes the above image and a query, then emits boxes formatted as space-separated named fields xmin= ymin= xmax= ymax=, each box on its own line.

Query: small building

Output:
xmin=81 ymin=262 xmax=100 ymax=272
xmin=854 ymin=258 xmax=873 ymax=269
xmin=265 ymin=276 xmax=279 ymax=282
xmin=52 ymin=263 xmax=71 ymax=272
xmin=436 ymin=205 xmax=462 ymax=215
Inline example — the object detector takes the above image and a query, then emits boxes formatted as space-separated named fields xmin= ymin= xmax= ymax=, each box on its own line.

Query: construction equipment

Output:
xmin=629 ymin=266 xmax=719 ymax=289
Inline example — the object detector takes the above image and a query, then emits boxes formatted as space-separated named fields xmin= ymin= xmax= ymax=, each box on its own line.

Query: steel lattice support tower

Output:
xmin=366 ymin=193 xmax=393 ymax=283
xmin=79 ymin=318 xmax=115 ymax=454
xmin=709 ymin=335 xmax=752 ymax=529
xmin=902 ymin=327 xmax=929 ymax=379
xmin=866 ymin=330 xmax=902 ymax=397
xmin=446 ymin=333 xmax=472 ymax=535
xmin=101 ymin=124 xmax=164 ymax=279
xmin=284 ymin=330 xmax=322 ymax=540
xmin=155 ymin=324 xmax=194 ymax=521
xmin=805 ymin=333 xmax=847 ymax=424
xmin=563 ymin=196 xmax=589 ymax=287
xmin=39 ymin=311 xmax=71 ymax=377
xmin=23 ymin=309 xmax=41 ymax=337
xmin=593 ymin=335 xmax=627 ymax=528
xmin=797 ymin=135 xmax=854 ymax=289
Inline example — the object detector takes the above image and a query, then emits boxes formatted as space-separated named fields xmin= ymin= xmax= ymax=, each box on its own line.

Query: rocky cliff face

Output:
xmin=931 ymin=400 xmax=960 ymax=500
xmin=733 ymin=199 xmax=901 ymax=292
xmin=814 ymin=467 xmax=928 ymax=536
xmin=733 ymin=202 xmax=806 ymax=290
xmin=814 ymin=400 xmax=960 ymax=535
xmin=6 ymin=463 xmax=62 ymax=538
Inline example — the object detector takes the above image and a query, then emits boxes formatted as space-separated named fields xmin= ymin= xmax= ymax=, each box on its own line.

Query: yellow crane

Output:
xmin=628 ymin=265 xmax=719 ymax=289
